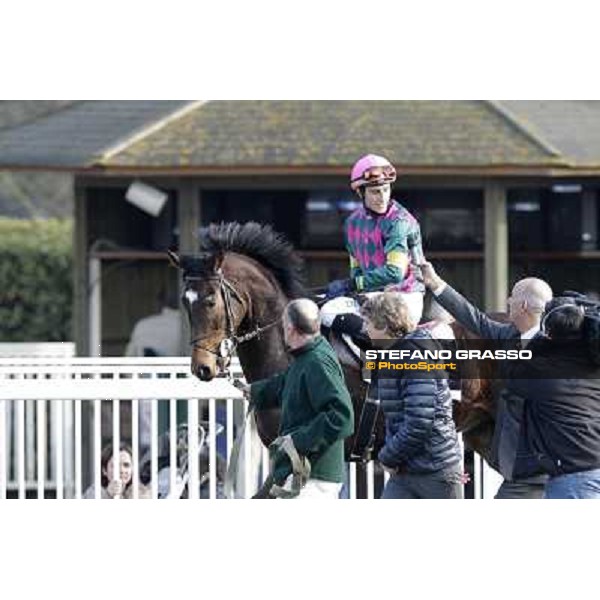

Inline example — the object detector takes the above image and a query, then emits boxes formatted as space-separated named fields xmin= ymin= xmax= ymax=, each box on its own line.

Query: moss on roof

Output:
xmin=101 ymin=100 xmax=563 ymax=168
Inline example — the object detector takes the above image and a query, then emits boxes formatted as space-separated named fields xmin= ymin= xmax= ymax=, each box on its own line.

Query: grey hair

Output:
xmin=286 ymin=298 xmax=321 ymax=335
xmin=516 ymin=278 xmax=554 ymax=314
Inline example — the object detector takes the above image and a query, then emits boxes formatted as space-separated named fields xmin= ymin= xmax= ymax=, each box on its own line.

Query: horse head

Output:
xmin=167 ymin=248 xmax=248 ymax=381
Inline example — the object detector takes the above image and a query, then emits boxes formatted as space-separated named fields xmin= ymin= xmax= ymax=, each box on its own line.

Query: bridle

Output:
xmin=184 ymin=269 xmax=283 ymax=368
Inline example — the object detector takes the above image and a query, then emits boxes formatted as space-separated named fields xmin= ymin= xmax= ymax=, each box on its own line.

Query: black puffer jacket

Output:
xmin=435 ymin=284 xmax=547 ymax=484
xmin=376 ymin=329 xmax=462 ymax=473
xmin=503 ymin=339 xmax=600 ymax=478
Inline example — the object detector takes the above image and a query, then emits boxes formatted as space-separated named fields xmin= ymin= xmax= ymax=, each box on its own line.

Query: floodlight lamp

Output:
xmin=125 ymin=181 xmax=168 ymax=217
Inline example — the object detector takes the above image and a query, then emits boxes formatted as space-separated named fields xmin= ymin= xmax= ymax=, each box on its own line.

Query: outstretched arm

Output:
xmin=421 ymin=262 xmax=517 ymax=340
xmin=250 ymin=371 xmax=287 ymax=410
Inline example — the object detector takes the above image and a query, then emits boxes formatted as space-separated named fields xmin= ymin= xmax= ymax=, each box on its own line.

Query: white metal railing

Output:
xmin=0 ymin=342 xmax=75 ymax=358
xmin=0 ymin=343 xmax=75 ymax=497
xmin=0 ymin=357 xmax=500 ymax=499
xmin=0 ymin=357 xmax=256 ymax=499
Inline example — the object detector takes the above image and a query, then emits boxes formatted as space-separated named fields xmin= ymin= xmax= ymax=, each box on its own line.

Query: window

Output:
xmin=508 ymin=188 xmax=544 ymax=251
xmin=423 ymin=207 xmax=483 ymax=250
xmin=87 ymin=187 xmax=178 ymax=251
xmin=508 ymin=185 xmax=595 ymax=252
xmin=399 ymin=189 xmax=483 ymax=251
xmin=301 ymin=190 xmax=360 ymax=249
xmin=201 ymin=190 xmax=306 ymax=246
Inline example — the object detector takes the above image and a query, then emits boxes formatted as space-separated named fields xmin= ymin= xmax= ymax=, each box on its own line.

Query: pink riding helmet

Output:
xmin=350 ymin=154 xmax=397 ymax=191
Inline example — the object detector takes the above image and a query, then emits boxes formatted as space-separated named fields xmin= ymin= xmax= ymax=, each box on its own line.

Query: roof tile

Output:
xmin=103 ymin=100 xmax=562 ymax=168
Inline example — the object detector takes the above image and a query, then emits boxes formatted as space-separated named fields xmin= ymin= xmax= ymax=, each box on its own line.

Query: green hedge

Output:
xmin=0 ymin=218 xmax=73 ymax=341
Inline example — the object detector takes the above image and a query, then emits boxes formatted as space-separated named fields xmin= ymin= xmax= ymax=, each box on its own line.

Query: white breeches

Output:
xmin=281 ymin=477 xmax=343 ymax=499
xmin=320 ymin=292 xmax=424 ymax=329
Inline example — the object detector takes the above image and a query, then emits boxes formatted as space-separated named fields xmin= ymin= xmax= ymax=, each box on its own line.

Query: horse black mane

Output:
xmin=197 ymin=222 xmax=307 ymax=299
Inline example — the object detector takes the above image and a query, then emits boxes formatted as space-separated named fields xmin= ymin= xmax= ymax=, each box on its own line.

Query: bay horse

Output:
xmin=167 ymin=222 xmax=499 ymax=490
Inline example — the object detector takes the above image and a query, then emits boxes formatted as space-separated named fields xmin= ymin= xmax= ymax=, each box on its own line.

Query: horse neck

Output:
xmin=223 ymin=253 xmax=291 ymax=383
xmin=236 ymin=327 xmax=289 ymax=382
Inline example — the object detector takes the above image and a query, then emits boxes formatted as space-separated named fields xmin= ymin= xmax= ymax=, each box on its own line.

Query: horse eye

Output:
xmin=203 ymin=294 xmax=217 ymax=306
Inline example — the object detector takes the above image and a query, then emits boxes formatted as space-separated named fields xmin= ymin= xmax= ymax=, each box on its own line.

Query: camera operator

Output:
xmin=502 ymin=297 xmax=600 ymax=499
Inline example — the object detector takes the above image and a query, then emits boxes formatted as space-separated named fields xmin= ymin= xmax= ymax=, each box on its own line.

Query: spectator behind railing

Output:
xmin=125 ymin=287 xmax=184 ymax=453
xmin=83 ymin=443 xmax=150 ymax=499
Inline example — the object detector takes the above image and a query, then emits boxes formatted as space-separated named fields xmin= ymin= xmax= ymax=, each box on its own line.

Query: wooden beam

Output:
xmin=176 ymin=180 xmax=201 ymax=353
xmin=76 ymin=164 xmax=578 ymax=178
xmin=582 ymin=187 xmax=598 ymax=251
xmin=68 ymin=172 xmax=600 ymax=193
xmin=177 ymin=180 xmax=200 ymax=254
xmin=484 ymin=183 xmax=508 ymax=312
xmin=86 ymin=248 xmax=600 ymax=262
xmin=73 ymin=182 xmax=88 ymax=356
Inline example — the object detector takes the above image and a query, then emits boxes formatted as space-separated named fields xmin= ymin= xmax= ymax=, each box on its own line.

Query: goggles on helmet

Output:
xmin=350 ymin=162 xmax=396 ymax=191
xmin=361 ymin=165 xmax=396 ymax=183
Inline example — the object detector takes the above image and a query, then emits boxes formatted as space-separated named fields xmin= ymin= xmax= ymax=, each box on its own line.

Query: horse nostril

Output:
xmin=198 ymin=365 xmax=212 ymax=381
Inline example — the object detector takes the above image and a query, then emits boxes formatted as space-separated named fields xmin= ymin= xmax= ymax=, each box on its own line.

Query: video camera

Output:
xmin=542 ymin=291 xmax=600 ymax=364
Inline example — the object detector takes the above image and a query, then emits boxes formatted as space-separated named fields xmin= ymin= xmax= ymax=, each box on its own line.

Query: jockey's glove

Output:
xmin=326 ymin=278 xmax=354 ymax=300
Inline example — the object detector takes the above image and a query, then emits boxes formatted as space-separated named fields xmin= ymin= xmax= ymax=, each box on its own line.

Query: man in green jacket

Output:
xmin=250 ymin=298 xmax=355 ymax=499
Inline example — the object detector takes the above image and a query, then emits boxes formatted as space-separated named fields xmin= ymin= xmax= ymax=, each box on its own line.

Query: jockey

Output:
xmin=321 ymin=154 xmax=426 ymax=343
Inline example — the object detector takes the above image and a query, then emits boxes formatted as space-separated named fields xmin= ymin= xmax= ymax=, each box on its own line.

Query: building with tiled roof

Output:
xmin=1 ymin=100 xmax=583 ymax=172
xmin=97 ymin=101 xmax=564 ymax=171
xmin=1 ymin=100 xmax=599 ymax=355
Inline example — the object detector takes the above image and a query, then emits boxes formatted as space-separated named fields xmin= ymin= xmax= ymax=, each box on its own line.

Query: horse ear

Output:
xmin=166 ymin=249 xmax=180 ymax=269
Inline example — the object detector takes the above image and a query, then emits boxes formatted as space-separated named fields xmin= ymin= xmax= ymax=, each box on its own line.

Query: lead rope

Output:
xmin=265 ymin=435 xmax=311 ymax=499
xmin=224 ymin=407 xmax=311 ymax=499
xmin=223 ymin=402 xmax=254 ymax=499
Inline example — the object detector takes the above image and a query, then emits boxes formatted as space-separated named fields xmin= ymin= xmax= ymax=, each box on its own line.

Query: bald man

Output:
xmin=250 ymin=299 xmax=354 ymax=499
xmin=420 ymin=262 xmax=553 ymax=499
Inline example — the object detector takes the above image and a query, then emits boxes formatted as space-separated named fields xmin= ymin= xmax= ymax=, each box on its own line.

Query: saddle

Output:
xmin=328 ymin=331 xmax=364 ymax=372
xmin=320 ymin=298 xmax=370 ymax=374
xmin=323 ymin=326 xmax=378 ymax=463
